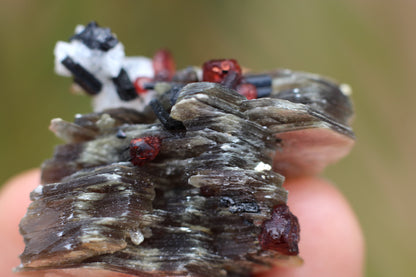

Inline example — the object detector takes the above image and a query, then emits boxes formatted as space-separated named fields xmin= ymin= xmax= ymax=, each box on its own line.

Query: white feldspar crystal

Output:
xmin=254 ymin=161 xmax=272 ymax=172
xmin=54 ymin=24 xmax=154 ymax=112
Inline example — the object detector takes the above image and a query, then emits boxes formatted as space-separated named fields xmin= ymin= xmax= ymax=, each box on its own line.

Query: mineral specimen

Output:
xmin=129 ymin=136 xmax=162 ymax=166
xmin=17 ymin=22 xmax=355 ymax=277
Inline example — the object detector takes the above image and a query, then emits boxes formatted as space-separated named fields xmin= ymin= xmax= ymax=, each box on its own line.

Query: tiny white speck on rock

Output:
xmin=254 ymin=162 xmax=272 ymax=172
xmin=33 ymin=185 xmax=43 ymax=195
xmin=129 ymin=229 xmax=144 ymax=245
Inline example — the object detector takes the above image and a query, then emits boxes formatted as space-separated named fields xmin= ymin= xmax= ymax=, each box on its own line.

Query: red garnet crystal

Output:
xmin=134 ymin=77 xmax=153 ymax=94
xmin=129 ymin=136 xmax=162 ymax=166
xmin=259 ymin=204 xmax=300 ymax=256
xmin=153 ymin=49 xmax=176 ymax=81
xmin=134 ymin=49 xmax=175 ymax=94
xmin=237 ymin=83 xmax=258 ymax=100
xmin=202 ymin=59 xmax=242 ymax=83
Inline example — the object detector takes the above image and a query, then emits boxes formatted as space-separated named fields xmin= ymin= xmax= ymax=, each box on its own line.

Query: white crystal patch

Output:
xmin=254 ymin=162 xmax=272 ymax=172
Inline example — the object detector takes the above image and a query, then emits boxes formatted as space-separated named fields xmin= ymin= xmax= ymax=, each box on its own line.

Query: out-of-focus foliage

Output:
xmin=0 ymin=1 xmax=414 ymax=276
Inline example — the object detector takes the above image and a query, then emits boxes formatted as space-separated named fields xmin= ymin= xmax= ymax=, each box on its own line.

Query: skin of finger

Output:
xmin=257 ymin=177 xmax=365 ymax=277
xmin=0 ymin=170 xmax=131 ymax=277
xmin=0 ymin=171 xmax=364 ymax=277
xmin=0 ymin=169 xmax=40 ymax=277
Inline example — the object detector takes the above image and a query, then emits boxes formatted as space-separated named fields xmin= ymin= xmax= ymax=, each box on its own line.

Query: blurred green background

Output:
xmin=1 ymin=0 xmax=414 ymax=276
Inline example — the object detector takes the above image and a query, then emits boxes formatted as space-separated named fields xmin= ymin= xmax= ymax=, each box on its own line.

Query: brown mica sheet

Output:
xmin=18 ymin=82 xmax=354 ymax=276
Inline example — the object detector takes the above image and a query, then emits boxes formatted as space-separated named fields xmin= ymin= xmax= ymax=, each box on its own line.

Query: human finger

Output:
xmin=257 ymin=177 xmax=365 ymax=277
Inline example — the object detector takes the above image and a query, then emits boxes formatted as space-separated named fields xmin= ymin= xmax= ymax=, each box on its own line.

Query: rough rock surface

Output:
xmin=19 ymin=82 xmax=354 ymax=276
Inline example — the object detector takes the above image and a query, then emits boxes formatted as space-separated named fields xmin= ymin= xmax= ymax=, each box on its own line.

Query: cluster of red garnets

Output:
xmin=202 ymin=59 xmax=257 ymax=100
xmin=133 ymin=50 xmax=258 ymax=100
xmin=133 ymin=50 xmax=176 ymax=94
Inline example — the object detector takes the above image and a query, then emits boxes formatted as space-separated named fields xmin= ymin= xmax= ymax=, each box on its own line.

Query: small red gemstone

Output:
xmin=259 ymin=204 xmax=300 ymax=256
xmin=202 ymin=59 xmax=242 ymax=83
xmin=129 ymin=136 xmax=162 ymax=166
xmin=153 ymin=49 xmax=176 ymax=81
xmin=237 ymin=83 xmax=257 ymax=100
xmin=134 ymin=77 xmax=153 ymax=94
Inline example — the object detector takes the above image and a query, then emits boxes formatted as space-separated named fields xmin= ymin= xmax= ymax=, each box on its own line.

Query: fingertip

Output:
xmin=260 ymin=177 xmax=365 ymax=277
xmin=0 ymin=169 xmax=41 ymax=277
xmin=0 ymin=168 xmax=41 ymax=233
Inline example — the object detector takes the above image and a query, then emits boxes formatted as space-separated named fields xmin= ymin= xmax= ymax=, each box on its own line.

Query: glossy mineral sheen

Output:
xmin=17 ymin=22 xmax=355 ymax=277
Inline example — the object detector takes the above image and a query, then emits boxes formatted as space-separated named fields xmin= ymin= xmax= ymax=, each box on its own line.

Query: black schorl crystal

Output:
xmin=116 ymin=129 xmax=127 ymax=139
xmin=244 ymin=74 xmax=272 ymax=98
xmin=220 ymin=197 xmax=260 ymax=213
xmin=70 ymin=21 xmax=118 ymax=51
xmin=150 ymin=99 xmax=186 ymax=131
xmin=256 ymin=86 xmax=272 ymax=98
xmin=166 ymin=84 xmax=185 ymax=106
xmin=244 ymin=74 xmax=273 ymax=88
xmin=220 ymin=70 xmax=240 ymax=89
xmin=112 ymin=68 xmax=138 ymax=101
xmin=61 ymin=56 xmax=102 ymax=95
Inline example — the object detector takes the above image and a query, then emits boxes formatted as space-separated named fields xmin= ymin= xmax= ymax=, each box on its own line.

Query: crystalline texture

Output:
xmin=61 ymin=56 xmax=102 ymax=95
xmin=19 ymin=79 xmax=355 ymax=276
xmin=129 ymin=136 xmax=162 ymax=166
xmin=18 ymin=23 xmax=355 ymax=277
xmin=19 ymin=83 xmax=302 ymax=276
xmin=259 ymin=204 xmax=300 ymax=255
xmin=202 ymin=59 xmax=242 ymax=83
xmin=153 ymin=49 xmax=176 ymax=81
xmin=112 ymin=68 xmax=138 ymax=101
xmin=70 ymin=21 xmax=118 ymax=51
